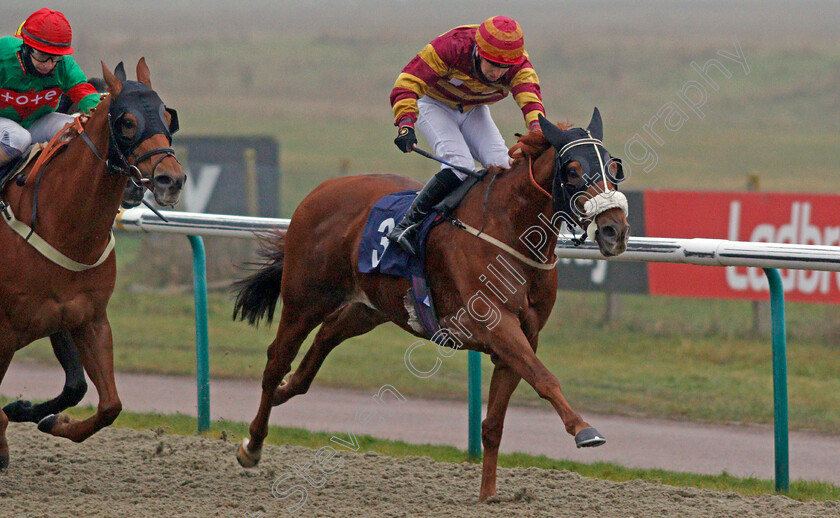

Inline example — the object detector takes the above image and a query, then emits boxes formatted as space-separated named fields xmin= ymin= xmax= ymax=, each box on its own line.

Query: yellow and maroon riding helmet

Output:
xmin=474 ymin=16 xmax=525 ymax=66
xmin=17 ymin=8 xmax=74 ymax=56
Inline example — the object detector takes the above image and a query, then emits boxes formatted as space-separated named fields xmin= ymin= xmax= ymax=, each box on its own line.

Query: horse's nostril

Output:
xmin=601 ymin=225 xmax=617 ymax=240
xmin=155 ymin=175 xmax=185 ymax=191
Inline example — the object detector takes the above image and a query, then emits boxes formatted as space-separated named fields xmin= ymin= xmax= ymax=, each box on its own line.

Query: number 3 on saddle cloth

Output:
xmin=358 ymin=191 xmax=448 ymax=342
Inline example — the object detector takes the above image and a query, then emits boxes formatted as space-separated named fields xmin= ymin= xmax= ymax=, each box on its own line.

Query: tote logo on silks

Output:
xmin=0 ymin=87 xmax=62 ymax=118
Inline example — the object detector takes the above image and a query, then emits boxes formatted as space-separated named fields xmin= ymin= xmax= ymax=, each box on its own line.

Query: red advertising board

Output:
xmin=644 ymin=190 xmax=840 ymax=303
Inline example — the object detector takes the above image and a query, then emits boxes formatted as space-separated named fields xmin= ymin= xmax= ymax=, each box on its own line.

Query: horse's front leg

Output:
xmin=0 ymin=348 xmax=14 ymax=470
xmin=479 ymin=357 xmax=521 ymax=502
xmin=37 ymin=319 xmax=122 ymax=442
xmin=3 ymin=330 xmax=87 ymax=423
xmin=482 ymin=314 xmax=604 ymax=446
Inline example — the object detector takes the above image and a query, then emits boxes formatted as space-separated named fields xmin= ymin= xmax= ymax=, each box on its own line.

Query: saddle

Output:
xmin=358 ymin=170 xmax=487 ymax=340
xmin=0 ymin=116 xmax=83 ymax=194
xmin=431 ymin=170 xmax=486 ymax=215
xmin=0 ymin=143 xmax=47 ymax=193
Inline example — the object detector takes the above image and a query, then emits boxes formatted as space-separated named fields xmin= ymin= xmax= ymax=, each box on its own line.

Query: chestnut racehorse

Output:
xmin=233 ymin=109 xmax=629 ymax=501
xmin=0 ymin=59 xmax=185 ymax=470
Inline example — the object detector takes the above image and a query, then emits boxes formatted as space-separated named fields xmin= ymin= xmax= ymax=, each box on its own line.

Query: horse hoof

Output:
xmin=37 ymin=414 xmax=60 ymax=434
xmin=236 ymin=438 xmax=261 ymax=468
xmin=2 ymin=400 xmax=35 ymax=423
xmin=575 ymin=427 xmax=606 ymax=448
xmin=0 ymin=453 xmax=9 ymax=471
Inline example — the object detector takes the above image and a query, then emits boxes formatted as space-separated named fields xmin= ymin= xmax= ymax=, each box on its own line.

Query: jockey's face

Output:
xmin=30 ymin=49 xmax=62 ymax=75
xmin=479 ymin=57 xmax=512 ymax=83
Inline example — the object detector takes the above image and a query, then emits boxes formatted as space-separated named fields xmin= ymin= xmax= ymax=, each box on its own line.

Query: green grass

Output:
xmin=6 ymin=401 xmax=833 ymax=502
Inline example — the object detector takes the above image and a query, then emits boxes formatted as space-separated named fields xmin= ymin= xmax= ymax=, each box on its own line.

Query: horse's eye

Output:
xmin=120 ymin=118 xmax=138 ymax=139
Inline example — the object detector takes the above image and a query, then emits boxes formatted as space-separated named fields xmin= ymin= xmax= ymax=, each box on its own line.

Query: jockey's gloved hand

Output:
xmin=394 ymin=125 xmax=417 ymax=153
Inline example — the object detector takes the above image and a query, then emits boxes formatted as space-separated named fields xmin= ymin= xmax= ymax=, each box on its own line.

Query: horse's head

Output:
xmin=101 ymin=58 xmax=185 ymax=207
xmin=538 ymin=109 xmax=630 ymax=257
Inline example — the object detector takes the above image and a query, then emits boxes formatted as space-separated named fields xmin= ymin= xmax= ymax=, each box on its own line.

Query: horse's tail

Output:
xmin=232 ymin=229 xmax=286 ymax=326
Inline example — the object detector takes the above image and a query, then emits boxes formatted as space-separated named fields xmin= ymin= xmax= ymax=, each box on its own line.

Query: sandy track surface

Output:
xmin=2 ymin=425 xmax=838 ymax=518
xmin=4 ymin=361 xmax=840 ymax=486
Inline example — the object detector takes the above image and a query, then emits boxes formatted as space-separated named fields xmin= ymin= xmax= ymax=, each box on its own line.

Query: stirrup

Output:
xmin=388 ymin=223 xmax=419 ymax=255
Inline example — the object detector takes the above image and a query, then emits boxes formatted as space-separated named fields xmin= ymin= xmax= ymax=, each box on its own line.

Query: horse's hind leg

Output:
xmin=479 ymin=358 xmax=522 ymax=502
xmin=3 ymin=331 xmax=87 ymax=423
xmin=273 ymin=303 xmax=386 ymax=406
xmin=36 ymin=320 xmax=122 ymax=442
xmin=236 ymin=304 xmax=324 ymax=467
xmin=237 ymin=302 xmax=385 ymax=468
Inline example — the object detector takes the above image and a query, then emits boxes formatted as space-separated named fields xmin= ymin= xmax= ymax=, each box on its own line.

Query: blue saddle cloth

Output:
xmin=358 ymin=191 xmax=442 ymax=278
xmin=358 ymin=191 xmax=445 ymax=341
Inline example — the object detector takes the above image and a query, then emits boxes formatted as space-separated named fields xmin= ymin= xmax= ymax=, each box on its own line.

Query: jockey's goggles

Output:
xmin=30 ymin=49 xmax=63 ymax=64
xmin=482 ymin=57 xmax=513 ymax=69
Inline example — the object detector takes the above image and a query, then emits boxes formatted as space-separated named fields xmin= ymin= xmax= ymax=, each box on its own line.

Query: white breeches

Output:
xmin=416 ymin=96 xmax=511 ymax=181
xmin=0 ymin=112 xmax=75 ymax=158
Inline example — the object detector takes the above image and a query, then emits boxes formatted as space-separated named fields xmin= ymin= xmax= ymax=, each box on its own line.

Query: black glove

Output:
xmin=394 ymin=126 xmax=417 ymax=153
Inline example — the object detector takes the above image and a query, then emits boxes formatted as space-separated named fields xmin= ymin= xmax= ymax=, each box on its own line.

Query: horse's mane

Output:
xmin=491 ymin=122 xmax=573 ymax=174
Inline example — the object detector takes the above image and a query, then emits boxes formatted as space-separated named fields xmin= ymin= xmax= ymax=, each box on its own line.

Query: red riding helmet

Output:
xmin=18 ymin=8 xmax=74 ymax=55
xmin=475 ymin=16 xmax=525 ymax=66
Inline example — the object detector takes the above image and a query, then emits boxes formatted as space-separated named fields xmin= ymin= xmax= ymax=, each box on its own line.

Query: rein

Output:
xmin=444 ymin=156 xmax=559 ymax=270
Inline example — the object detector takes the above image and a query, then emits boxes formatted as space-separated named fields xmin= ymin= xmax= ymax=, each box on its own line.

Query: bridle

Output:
xmin=551 ymin=131 xmax=627 ymax=245
xmin=80 ymin=80 xmax=180 ymax=190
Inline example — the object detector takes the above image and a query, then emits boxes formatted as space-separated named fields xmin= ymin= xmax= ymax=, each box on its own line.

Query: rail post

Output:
xmin=468 ymin=350 xmax=482 ymax=459
xmin=188 ymin=235 xmax=211 ymax=432
xmin=763 ymin=267 xmax=789 ymax=492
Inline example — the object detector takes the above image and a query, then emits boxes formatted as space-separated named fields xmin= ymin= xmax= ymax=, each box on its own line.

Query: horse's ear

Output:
xmin=101 ymin=61 xmax=123 ymax=96
xmin=136 ymin=57 xmax=152 ymax=88
xmin=587 ymin=107 xmax=603 ymax=141
xmin=114 ymin=62 xmax=127 ymax=82
xmin=539 ymin=113 xmax=574 ymax=150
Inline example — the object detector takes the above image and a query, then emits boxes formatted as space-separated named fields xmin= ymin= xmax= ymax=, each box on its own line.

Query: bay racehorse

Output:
xmin=0 ymin=58 xmax=184 ymax=470
xmin=233 ymin=109 xmax=629 ymax=501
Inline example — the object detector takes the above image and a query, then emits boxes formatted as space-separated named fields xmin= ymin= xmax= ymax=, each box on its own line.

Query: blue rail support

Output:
xmin=763 ymin=267 xmax=789 ymax=492
xmin=189 ymin=235 xmax=211 ymax=432
xmin=468 ymin=350 xmax=482 ymax=459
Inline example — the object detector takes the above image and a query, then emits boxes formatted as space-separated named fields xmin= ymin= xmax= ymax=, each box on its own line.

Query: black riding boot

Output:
xmin=387 ymin=168 xmax=462 ymax=255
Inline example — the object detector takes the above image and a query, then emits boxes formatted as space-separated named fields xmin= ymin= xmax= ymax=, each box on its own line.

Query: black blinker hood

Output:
xmin=109 ymin=79 xmax=175 ymax=154
xmin=538 ymin=109 xmax=610 ymax=218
